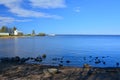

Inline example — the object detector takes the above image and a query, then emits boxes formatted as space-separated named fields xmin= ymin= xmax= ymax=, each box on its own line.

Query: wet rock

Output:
xmin=52 ymin=58 xmax=57 ymax=61
xmin=30 ymin=57 xmax=34 ymax=60
xmin=34 ymin=57 xmax=42 ymax=62
xmin=20 ymin=58 xmax=27 ymax=63
xmin=95 ymin=59 xmax=101 ymax=64
xmin=21 ymin=57 xmax=31 ymax=63
xmin=59 ymin=64 xmax=63 ymax=67
xmin=95 ymin=57 xmax=98 ymax=59
xmin=52 ymin=57 xmax=64 ymax=61
xmin=102 ymin=61 xmax=106 ymax=65
xmin=66 ymin=60 xmax=70 ymax=63
xmin=89 ymin=56 xmax=92 ymax=58
xmin=12 ymin=56 xmax=20 ymax=63
xmin=0 ymin=57 xmax=10 ymax=63
xmin=42 ymin=54 xmax=47 ymax=59
xmin=102 ymin=56 xmax=105 ymax=58
xmin=116 ymin=62 xmax=119 ymax=67
xmin=60 ymin=61 xmax=63 ymax=63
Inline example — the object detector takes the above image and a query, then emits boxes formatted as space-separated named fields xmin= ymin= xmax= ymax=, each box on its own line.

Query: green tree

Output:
xmin=13 ymin=26 xmax=17 ymax=31
xmin=0 ymin=26 xmax=7 ymax=32
xmin=7 ymin=28 xmax=13 ymax=35
xmin=38 ymin=33 xmax=46 ymax=36
xmin=32 ymin=30 xmax=35 ymax=36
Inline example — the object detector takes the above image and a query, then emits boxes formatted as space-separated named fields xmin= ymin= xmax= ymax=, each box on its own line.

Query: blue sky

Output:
xmin=0 ymin=0 xmax=120 ymax=34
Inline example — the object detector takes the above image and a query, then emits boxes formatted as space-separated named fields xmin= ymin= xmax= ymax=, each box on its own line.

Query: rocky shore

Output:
xmin=0 ymin=61 xmax=120 ymax=80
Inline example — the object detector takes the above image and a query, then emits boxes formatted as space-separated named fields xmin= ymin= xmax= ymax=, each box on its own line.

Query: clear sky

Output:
xmin=0 ymin=0 xmax=120 ymax=34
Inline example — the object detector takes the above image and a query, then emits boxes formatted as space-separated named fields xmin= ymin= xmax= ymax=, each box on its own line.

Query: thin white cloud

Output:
xmin=74 ymin=7 xmax=80 ymax=13
xmin=0 ymin=0 xmax=64 ymax=18
xmin=10 ymin=7 xmax=62 ymax=18
xmin=15 ymin=19 xmax=32 ymax=22
xmin=30 ymin=0 xmax=66 ymax=9
xmin=0 ymin=16 xmax=32 ymax=25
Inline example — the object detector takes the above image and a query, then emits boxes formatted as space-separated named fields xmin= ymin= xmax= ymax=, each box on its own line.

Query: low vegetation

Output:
xmin=37 ymin=33 xmax=46 ymax=36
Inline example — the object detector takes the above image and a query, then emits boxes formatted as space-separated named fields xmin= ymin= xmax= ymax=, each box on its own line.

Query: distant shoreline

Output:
xmin=1 ymin=35 xmax=120 ymax=38
xmin=56 ymin=34 xmax=120 ymax=36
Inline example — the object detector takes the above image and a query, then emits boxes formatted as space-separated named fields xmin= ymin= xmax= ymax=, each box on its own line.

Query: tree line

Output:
xmin=0 ymin=26 xmax=17 ymax=35
xmin=0 ymin=26 xmax=46 ymax=36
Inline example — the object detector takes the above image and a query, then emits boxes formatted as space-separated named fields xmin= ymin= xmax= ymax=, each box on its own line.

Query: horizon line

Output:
xmin=54 ymin=34 xmax=120 ymax=36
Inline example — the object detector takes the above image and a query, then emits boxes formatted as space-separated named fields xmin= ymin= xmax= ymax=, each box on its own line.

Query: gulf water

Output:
xmin=0 ymin=35 xmax=120 ymax=67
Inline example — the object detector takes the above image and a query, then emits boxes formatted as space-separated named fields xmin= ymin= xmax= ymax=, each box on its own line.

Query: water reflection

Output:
xmin=14 ymin=37 xmax=18 ymax=56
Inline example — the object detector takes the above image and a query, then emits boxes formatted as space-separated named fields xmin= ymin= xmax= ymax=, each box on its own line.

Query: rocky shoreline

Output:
xmin=0 ymin=61 xmax=120 ymax=80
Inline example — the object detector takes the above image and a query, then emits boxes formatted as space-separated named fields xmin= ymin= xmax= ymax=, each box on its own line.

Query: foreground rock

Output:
xmin=0 ymin=63 xmax=120 ymax=80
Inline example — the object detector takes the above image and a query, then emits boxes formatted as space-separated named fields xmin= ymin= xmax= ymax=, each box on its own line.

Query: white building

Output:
xmin=0 ymin=33 xmax=9 ymax=36
xmin=14 ymin=30 xmax=23 ymax=36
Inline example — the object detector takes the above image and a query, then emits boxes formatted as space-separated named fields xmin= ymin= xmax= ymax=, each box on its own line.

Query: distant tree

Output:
xmin=26 ymin=34 xmax=31 ymax=36
xmin=13 ymin=26 xmax=17 ymax=31
xmin=32 ymin=30 xmax=35 ymax=36
xmin=0 ymin=27 xmax=2 ymax=32
xmin=0 ymin=26 xmax=7 ymax=32
xmin=37 ymin=33 xmax=46 ymax=36
xmin=0 ymin=26 xmax=18 ymax=35
xmin=8 ymin=28 xmax=13 ymax=35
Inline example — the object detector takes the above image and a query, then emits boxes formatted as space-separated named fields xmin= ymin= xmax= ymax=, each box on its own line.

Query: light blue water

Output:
xmin=0 ymin=35 xmax=120 ymax=67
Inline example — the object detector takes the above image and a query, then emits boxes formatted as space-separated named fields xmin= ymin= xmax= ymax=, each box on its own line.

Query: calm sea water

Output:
xmin=0 ymin=35 xmax=120 ymax=67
